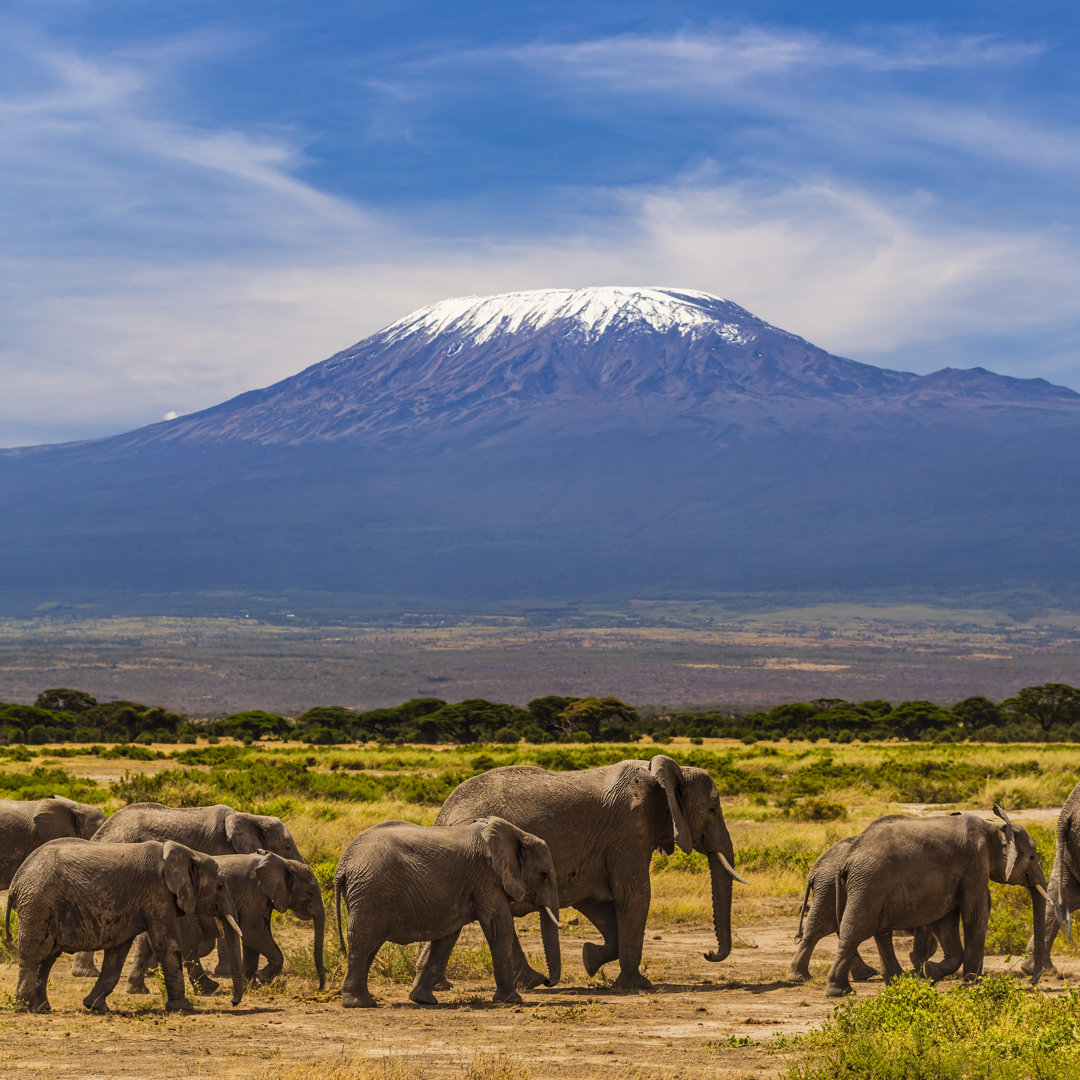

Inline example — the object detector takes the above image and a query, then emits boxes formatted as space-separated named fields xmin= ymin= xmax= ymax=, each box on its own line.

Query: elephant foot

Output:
xmin=126 ymin=981 xmax=150 ymax=995
xmin=492 ymin=988 xmax=524 ymax=1005
xmin=433 ymin=978 xmax=452 ymax=991
xmin=825 ymin=982 xmax=853 ymax=998
xmin=787 ymin=969 xmax=810 ymax=984
xmin=165 ymin=997 xmax=197 ymax=1014
xmin=83 ymin=995 xmax=110 ymax=1014
xmin=515 ymin=965 xmax=548 ymax=990
xmin=1020 ymin=956 xmax=1056 ymax=977
xmin=613 ymin=970 xmax=653 ymax=991
xmin=71 ymin=960 xmax=100 ymax=979
xmin=850 ymin=961 xmax=878 ymax=982
xmin=192 ymin=974 xmax=219 ymax=996
xmin=15 ymin=998 xmax=49 ymax=1014
xmin=582 ymin=942 xmax=614 ymax=978
xmin=343 ymin=992 xmax=378 ymax=1008
xmin=256 ymin=967 xmax=282 ymax=984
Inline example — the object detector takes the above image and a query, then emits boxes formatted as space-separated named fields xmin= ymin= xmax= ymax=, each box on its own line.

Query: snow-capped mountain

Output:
xmin=1 ymin=286 xmax=1079 ymax=613
xmin=50 ymin=286 xmax=1077 ymax=455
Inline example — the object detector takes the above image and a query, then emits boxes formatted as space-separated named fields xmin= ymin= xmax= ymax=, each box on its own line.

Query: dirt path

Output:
xmin=0 ymin=917 xmax=1063 ymax=1080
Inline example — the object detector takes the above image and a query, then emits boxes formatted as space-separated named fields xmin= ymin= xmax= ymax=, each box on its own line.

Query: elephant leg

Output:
xmin=250 ymin=924 xmax=284 ymax=983
xmin=147 ymin=929 xmax=194 ymax=1013
xmin=16 ymin=950 xmax=60 ymax=1013
xmin=923 ymin=915 xmax=963 ymax=982
xmin=185 ymin=955 xmax=220 ymax=995
xmin=960 ymin=892 xmax=991 ymax=980
xmin=850 ymin=950 xmax=879 ymax=982
xmin=611 ymin=885 xmax=652 ymax=990
xmin=1022 ymin=876 xmax=1078 ymax=976
xmin=873 ymin=933 xmax=904 ymax=984
xmin=83 ymin=941 xmax=133 ymax=1013
xmin=576 ymin=900 xmax=620 ymax=978
xmin=504 ymin=926 xmax=546 ymax=989
xmin=125 ymin=933 xmax=156 ymax=994
xmin=416 ymin=930 xmax=461 ymax=992
xmin=410 ymin=933 xmax=459 ymax=1005
xmin=71 ymin=949 xmax=100 ymax=978
xmin=478 ymin=907 xmax=524 ymax=1005
xmin=909 ymin=927 xmax=938 ymax=972
xmin=211 ymin=935 xmax=231 ymax=977
xmin=341 ymin=942 xmax=381 ymax=1009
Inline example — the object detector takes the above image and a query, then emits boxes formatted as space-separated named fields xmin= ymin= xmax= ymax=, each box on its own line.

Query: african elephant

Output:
xmin=790 ymin=825 xmax=945 ymax=982
xmin=826 ymin=806 xmax=1049 ymax=997
xmin=334 ymin=817 xmax=560 ymax=1007
xmin=0 ymin=796 xmax=107 ymax=888
xmin=74 ymin=801 xmax=304 ymax=977
xmin=126 ymin=851 xmax=326 ymax=994
xmin=4 ymin=838 xmax=244 ymax=1014
xmin=417 ymin=754 xmax=746 ymax=992
xmin=1021 ymin=780 xmax=1080 ymax=975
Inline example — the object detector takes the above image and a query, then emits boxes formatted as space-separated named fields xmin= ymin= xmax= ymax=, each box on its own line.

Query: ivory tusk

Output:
xmin=715 ymin=851 xmax=750 ymax=885
xmin=543 ymin=907 xmax=561 ymax=929
xmin=215 ymin=918 xmax=224 ymax=937
xmin=226 ymin=914 xmax=243 ymax=940
xmin=1036 ymin=884 xmax=1051 ymax=904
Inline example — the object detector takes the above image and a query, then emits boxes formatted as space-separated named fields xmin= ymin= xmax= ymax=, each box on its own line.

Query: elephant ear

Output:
xmin=650 ymin=755 xmax=693 ymax=854
xmin=163 ymin=841 xmax=198 ymax=914
xmin=33 ymin=796 xmax=77 ymax=842
xmin=481 ymin=818 xmax=528 ymax=904
xmin=994 ymin=804 xmax=1019 ymax=880
xmin=255 ymin=853 xmax=291 ymax=913
xmin=225 ymin=810 xmax=263 ymax=853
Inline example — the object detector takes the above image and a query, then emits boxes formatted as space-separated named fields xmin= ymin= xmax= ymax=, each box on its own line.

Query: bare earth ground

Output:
xmin=1 ymin=607 xmax=1079 ymax=712
xmin=0 ymin=914 xmax=1066 ymax=1080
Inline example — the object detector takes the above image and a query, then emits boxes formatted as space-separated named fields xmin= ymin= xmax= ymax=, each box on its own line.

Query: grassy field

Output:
xmin=2 ymin=737 xmax=1079 ymax=1078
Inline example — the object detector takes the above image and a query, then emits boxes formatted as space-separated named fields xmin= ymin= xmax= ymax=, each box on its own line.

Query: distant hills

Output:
xmin=2 ymin=286 xmax=1079 ymax=616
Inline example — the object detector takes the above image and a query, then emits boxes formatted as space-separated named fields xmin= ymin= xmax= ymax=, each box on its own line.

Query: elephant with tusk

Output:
xmin=416 ymin=754 xmax=747 ymax=992
xmin=125 ymin=850 xmax=326 ymax=995
xmin=334 ymin=817 xmax=560 ymax=1007
xmin=826 ymin=805 xmax=1049 ymax=997
xmin=5 ymin=838 xmax=245 ymax=1014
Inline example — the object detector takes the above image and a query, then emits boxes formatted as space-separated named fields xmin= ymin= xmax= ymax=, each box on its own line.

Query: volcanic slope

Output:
xmin=2 ymin=286 xmax=1079 ymax=611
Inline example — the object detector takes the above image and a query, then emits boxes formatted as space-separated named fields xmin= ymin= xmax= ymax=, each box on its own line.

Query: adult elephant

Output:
xmin=73 ymin=801 xmax=305 ymax=977
xmin=826 ymin=806 xmax=1050 ymax=997
xmin=126 ymin=851 xmax=326 ymax=994
xmin=417 ymin=754 xmax=746 ymax=991
xmin=0 ymin=796 xmax=106 ymax=888
xmin=1021 ymin=780 xmax=1080 ymax=975
xmin=5 ymin=838 xmax=244 ymax=1014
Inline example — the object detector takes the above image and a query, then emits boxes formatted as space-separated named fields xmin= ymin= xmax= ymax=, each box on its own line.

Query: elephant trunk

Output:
xmin=223 ymin=919 xmax=245 ymax=1006
xmin=1029 ymin=880 xmax=1048 ymax=986
xmin=704 ymin=850 xmax=734 ymax=963
xmin=540 ymin=904 xmax=561 ymax=987
xmin=312 ymin=904 xmax=326 ymax=991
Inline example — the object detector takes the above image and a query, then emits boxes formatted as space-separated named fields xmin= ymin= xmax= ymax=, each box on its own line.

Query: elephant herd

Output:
xmin=4 ymin=758 xmax=1080 ymax=1015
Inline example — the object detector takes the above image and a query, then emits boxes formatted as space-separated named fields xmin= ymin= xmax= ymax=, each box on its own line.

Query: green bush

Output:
xmin=790 ymin=974 xmax=1080 ymax=1080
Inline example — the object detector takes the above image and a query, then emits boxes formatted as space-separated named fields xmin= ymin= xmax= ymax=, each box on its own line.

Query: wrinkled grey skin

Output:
xmin=0 ymin=797 xmax=106 ymax=889
xmin=126 ymin=851 xmax=326 ymax=994
xmin=74 ymin=801 xmax=304 ymax=978
xmin=334 ymin=817 xmax=560 ymax=1008
xmin=827 ymin=808 xmax=1048 ymax=997
xmin=5 ymin=838 xmax=243 ymax=1014
xmin=1022 ymin=781 xmax=1080 ymax=976
xmin=790 ymin=820 xmax=940 ymax=983
xmin=418 ymin=755 xmax=740 ymax=992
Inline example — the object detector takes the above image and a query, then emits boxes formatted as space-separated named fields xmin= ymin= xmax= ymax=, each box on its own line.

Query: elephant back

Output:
xmin=91 ymin=803 xmax=235 ymax=854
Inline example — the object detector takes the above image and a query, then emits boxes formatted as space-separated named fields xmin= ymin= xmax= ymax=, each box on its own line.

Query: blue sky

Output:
xmin=2 ymin=0 xmax=1080 ymax=445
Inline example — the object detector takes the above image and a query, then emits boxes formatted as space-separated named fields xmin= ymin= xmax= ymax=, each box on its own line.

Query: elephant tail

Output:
xmin=334 ymin=875 xmax=347 ymax=956
xmin=795 ymin=873 xmax=813 ymax=942
xmin=3 ymin=888 xmax=13 ymax=944
xmin=834 ymin=867 xmax=848 ymax=935
xmin=1052 ymin=810 xmax=1072 ymax=939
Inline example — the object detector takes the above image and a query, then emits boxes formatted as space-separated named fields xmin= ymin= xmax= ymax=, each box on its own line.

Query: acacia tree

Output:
xmin=1004 ymin=684 xmax=1080 ymax=734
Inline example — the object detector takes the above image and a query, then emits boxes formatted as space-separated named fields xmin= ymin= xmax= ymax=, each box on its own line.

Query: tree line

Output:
xmin=2 ymin=684 xmax=1080 ymax=746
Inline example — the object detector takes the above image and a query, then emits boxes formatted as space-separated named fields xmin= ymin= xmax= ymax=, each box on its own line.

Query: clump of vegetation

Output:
xmin=789 ymin=974 xmax=1080 ymax=1080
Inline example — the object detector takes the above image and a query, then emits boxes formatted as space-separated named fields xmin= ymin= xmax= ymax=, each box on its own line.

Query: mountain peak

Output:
xmin=380 ymin=286 xmax=768 ymax=347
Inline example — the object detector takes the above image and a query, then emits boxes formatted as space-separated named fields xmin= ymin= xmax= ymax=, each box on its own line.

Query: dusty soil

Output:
xmin=0 ymin=916 xmax=1061 ymax=1080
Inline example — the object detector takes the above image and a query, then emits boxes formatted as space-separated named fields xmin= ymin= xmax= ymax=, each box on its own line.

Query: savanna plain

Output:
xmin=4 ymin=737 xmax=1080 ymax=1080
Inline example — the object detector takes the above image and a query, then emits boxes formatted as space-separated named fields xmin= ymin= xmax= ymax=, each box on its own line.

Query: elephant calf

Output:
xmin=5 ymin=838 xmax=244 ymax=1014
xmin=334 ymin=817 xmax=560 ymax=1008
xmin=126 ymin=851 xmax=326 ymax=995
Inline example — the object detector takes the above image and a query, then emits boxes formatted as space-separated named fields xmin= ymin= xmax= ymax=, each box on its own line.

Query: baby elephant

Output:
xmin=334 ymin=816 xmax=560 ymax=1008
xmin=5 ymin=838 xmax=244 ymax=1014
xmin=126 ymin=851 xmax=326 ymax=995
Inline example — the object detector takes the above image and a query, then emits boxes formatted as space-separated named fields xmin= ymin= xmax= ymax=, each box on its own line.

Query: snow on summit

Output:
xmin=381 ymin=286 xmax=760 ymax=346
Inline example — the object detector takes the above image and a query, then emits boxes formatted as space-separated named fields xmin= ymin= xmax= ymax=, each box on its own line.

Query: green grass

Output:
xmin=789 ymin=974 xmax=1080 ymax=1080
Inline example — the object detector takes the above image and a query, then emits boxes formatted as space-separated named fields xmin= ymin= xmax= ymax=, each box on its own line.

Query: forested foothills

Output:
xmin=3 ymin=683 xmax=1080 ymax=746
